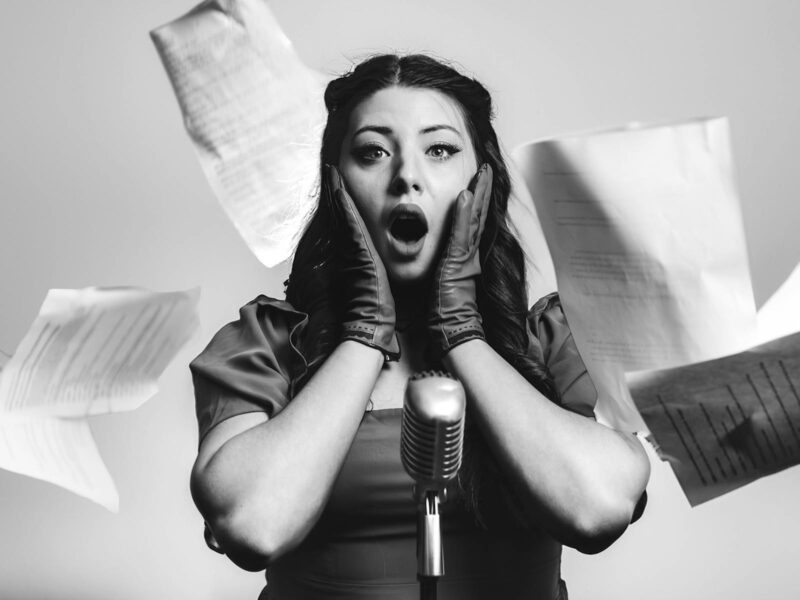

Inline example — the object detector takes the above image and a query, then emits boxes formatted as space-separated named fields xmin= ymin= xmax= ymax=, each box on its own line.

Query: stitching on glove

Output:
xmin=343 ymin=328 xmax=375 ymax=342
xmin=447 ymin=323 xmax=483 ymax=334
xmin=447 ymin=329 xmax=483 ymax=346
xmin=345 ymin=323 xmax=373 ymax=332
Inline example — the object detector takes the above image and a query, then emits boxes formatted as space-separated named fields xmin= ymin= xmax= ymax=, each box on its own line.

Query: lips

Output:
xmin=387 ymin=204 xmax=428 ymax=256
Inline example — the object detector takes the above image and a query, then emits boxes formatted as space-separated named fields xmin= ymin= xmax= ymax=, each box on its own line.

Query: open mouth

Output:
xmin=389 ymin=204 xmax=428 ymax=244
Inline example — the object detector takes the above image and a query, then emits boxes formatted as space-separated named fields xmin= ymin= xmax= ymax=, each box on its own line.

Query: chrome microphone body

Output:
xmin=401 ymin=371 xmax=466 ymax=579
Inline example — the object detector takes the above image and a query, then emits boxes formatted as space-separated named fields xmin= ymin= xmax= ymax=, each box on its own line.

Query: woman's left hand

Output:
xmin=427 ymin=163 xmax=492 ymax=359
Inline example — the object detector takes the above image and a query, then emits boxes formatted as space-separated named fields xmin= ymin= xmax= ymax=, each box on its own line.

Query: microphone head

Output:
xmin=401 ymin=371 xmax=466 ymax=494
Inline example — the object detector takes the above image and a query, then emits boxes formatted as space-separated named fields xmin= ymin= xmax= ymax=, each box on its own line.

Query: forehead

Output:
xmin=348 ymin=86 xmax=469 ymax=134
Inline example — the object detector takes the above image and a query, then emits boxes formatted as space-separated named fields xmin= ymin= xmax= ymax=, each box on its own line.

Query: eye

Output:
xmin=353 ymin=143 xmax=389 ymax=163
xmin=427 ymin=143 xmax=462 ymax=161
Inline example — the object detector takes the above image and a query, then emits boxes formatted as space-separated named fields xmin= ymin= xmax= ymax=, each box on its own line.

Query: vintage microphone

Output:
xmin=401 ymin=371 xmax=466 ymax=600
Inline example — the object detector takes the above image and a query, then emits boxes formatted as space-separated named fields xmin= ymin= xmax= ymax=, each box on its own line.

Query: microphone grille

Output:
xmin=401 ymin=372 xmax=466 ymax=487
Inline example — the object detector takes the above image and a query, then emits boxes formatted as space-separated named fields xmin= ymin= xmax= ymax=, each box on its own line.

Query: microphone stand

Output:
xmin=401 ymin=371 xmax=466 ymax=600
xmin=417 ymin=490 xmax=443 ymax=600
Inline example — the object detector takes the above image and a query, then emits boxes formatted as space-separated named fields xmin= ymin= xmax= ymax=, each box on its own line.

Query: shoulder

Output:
xmin=189 ymin=295 xmax=310 ymax=442
xmin=527 ymin=292 xmax=597 ymax=419
xmin=233 ymin=294 xmax=308 ymax=340
xmin=191 ymin=295 xmax=308 ymax=373
xmin=527 ymin=292 xmax=570 ymax=362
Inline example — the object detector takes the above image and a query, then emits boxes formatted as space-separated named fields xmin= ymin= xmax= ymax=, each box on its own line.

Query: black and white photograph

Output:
xmin=1 ymin=2 xmax=799 ymax=599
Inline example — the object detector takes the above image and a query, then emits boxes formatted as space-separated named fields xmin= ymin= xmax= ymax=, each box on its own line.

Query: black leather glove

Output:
xmin=428 ymin=164 xmax=492 ymax=359
xmin=326 ymin=165 xmax=400 ymax=360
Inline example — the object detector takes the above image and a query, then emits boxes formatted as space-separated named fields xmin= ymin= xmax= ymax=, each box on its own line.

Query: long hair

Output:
xmin=285 ymin=54 xmax=555 ymax=526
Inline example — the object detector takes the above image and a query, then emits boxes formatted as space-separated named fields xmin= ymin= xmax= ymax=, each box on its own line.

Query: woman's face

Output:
xmin=338 ymin=86 xmax=479 ymax=285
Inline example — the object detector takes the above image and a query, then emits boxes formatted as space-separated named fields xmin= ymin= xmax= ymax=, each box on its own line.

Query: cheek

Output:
xmin=428 ymin=166 xmax=470 ymax=212
xmin=339 ymin=157 xmax=384 ymax=202
xmin=430 ymin=154 xmax=478 ymax=203
xmin=425 ymin=195 xmax=458 ymax=251
xmin=337 ymin=164 xmax=385 ymax=232
xmin=425 ymin=158 xmax=478 ymax=249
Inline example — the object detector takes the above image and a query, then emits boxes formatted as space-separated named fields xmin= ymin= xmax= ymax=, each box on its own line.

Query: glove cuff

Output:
xmin=341 ymin=326 xmax=401 ymax=361
xmin=428 ymin=319 xmax=484 ymax=361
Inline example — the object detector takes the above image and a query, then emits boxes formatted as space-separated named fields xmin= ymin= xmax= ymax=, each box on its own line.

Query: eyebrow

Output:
xmin=352 ymin=124 xmax=463 ymax=138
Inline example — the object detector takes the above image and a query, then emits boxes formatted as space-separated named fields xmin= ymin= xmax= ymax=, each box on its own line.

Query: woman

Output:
xmin=189 ymin=54 xmax=650 ymax=599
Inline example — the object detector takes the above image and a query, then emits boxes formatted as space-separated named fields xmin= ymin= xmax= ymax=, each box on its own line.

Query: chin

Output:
xmin=387 ymin=260 xmax=435 ymax=288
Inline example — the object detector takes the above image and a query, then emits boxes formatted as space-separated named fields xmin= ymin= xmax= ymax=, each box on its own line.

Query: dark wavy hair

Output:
xmin=285 ymin=54 xmax=555 ymax=526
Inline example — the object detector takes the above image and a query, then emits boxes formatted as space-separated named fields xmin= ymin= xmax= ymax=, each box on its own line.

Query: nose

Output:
xmin=389 ymin=154 xmax=423 ymax=196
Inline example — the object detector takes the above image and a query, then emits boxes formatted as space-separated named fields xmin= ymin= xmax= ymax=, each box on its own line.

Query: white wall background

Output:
xmin=1 ymin=1 xmax=798 ymax=598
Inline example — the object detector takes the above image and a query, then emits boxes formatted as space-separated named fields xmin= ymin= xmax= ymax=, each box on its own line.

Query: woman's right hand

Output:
xmin=326 ymin=165 xmax=399 ymax=360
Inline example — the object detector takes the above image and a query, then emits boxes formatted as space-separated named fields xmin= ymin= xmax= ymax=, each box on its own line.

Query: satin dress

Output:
xmin=191 ymin=293 xmax=598 ymax=599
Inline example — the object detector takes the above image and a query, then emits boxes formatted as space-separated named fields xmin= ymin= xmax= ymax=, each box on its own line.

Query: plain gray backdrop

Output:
xmin=1 ymin=1 xmax=798 ymax=598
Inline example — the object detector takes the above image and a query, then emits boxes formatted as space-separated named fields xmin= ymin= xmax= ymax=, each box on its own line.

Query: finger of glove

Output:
xmin=322 ymin=165 xmax=341 ymax=223
xmin=338 ymin=189 xmax=371 ymax=251
xmin=476 ymin=165 xmax=493 ymax=239
xmin=327 ymin=166 xmax=378 ymax=257
xmin=447 ymin=189 xmax=476 ymax=256
xmin=325 ymin=165 xmax=348 ymax=227
xmin=329 ymin=173 xmax=394 ymax=310
xmin=327 ymin=163 xmax=345 ymax=194
xmin=469 ymin=165 xmax=492 ymax=247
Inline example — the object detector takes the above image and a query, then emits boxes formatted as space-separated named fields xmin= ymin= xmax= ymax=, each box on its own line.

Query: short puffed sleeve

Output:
xmin=527 ymin=292 xmax=597 ymax=419
xmin=189 ymin=295 xmax=308 ymax=443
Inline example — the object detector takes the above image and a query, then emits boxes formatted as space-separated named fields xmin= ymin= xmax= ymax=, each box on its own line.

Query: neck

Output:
xmin=392 ymin=278 xmax=431 ymax=333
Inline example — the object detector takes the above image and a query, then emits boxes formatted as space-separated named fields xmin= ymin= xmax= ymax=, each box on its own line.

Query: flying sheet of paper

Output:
xmin=0 ymin=287 xmax=200 ymax=511
xmin=756 ymin=261 xmax=800 ymax=344
xmin=512 ymin=118 xmax=757 ymax=431
xmin=627 ymin=331 xmax=800 ymax=506
xmin=151 ymin=0 xmax=328 ymax=267
xmin=0 ymin=415 xmax=118 ymax=509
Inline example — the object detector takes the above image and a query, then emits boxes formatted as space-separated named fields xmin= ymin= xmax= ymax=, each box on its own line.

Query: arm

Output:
xmin=429 ymin=165 xmax=648 ymax=553
xmin=191 ymin=340 xmax=383 ymax=571
xmin=191 ymin=166 xmax=397 ymax=570
xmin=443 ymin=340 xmax=650 ymax=554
